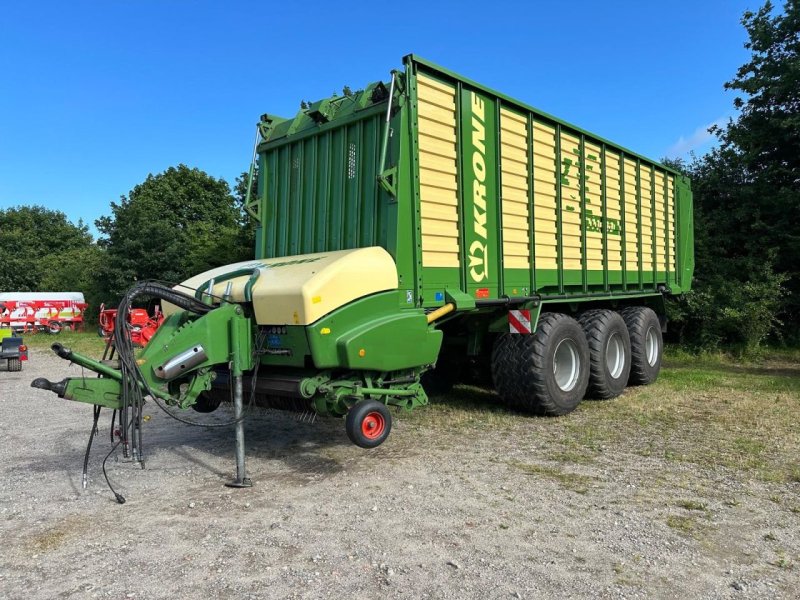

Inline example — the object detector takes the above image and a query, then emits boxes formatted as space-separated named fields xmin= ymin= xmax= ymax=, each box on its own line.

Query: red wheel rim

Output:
xmin=361 ymin=411 xmax=386 ymax=440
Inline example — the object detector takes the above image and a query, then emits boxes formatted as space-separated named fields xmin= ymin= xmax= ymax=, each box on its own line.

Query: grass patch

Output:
xmin=403 ymin=385 xmax=520 ymax=431
xmin=666 ymin=515 xmax=697 ymax=533
xmin=676 ymin=499 xmax=707 ymax=511
xmin=404 ymin=347 xmax=800 ymax=484
xmin=508 ymin=460 xmax=594 ymax=494
xmin=547 ymin=448 xmax=597 ymax=465
xmin=23 ymin=331 xmax=107 ymax=357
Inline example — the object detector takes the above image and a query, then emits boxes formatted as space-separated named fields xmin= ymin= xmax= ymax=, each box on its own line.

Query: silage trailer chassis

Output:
xmin=31 ymin=55 xmax=693 ymax=499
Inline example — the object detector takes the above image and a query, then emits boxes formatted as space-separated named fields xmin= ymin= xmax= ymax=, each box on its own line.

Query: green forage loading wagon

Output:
xmin=33 ymin=55 xmax=694 ymax=492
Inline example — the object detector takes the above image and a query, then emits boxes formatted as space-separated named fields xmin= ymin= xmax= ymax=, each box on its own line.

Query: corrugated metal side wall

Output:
xmin=260 ymin=112 xmax=390 ymax=259
xmin=410 ymin=58 xmax=681 ymax=301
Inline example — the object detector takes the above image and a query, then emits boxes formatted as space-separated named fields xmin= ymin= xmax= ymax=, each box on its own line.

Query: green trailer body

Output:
xmin=33 ymin=55 xmax=696 ymax=495
xmin=251 ymin=55 xmax=694 ymax=314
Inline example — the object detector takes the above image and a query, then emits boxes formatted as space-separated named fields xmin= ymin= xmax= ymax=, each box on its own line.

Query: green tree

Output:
xmin=668 ymin=1 xmax=799 ymax=349
xmin=96 ymin=165 xmax=245 ymax=300
xmin=233 ymin=168 xmax=258 ymax=260
xmin=0 ymin=205 xmax=95 ymax=291
xmin=39 ymin=245 xmax=106 ymax=320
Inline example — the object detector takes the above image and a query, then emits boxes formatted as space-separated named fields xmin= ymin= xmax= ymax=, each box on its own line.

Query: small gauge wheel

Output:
xmin=345 ymin=399 xmax=392 ymax=448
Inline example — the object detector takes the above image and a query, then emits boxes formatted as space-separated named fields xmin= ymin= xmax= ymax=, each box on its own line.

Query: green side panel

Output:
xmin=504 ymin=268 xmax=532 ymax=296
xmin=259 ymin=325 xmax=311 ymax=368
xmin=337 ymin=312 xmax=442 ymax=370
xmin=675 ymin=175 xmax=695 ymax=292
xmin=394 ymin=101 xmax=419 ymax=296
xmin=460 ymin=86 xmax=500 ymax=299
xmin=257 ymin=92 xmax=397 ymax=263
xmin=307 ymin=291 xmax=441 ymax=371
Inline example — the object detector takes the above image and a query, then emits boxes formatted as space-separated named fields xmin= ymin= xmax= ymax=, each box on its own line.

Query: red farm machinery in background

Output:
xmin=98 ymin=303 xmax=164 ymax=347
xmin=0 ymin=293 xmax=88 ymax=334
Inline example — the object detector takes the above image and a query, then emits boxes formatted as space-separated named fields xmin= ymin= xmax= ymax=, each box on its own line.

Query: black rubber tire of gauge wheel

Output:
xmin=48 ymin=321 xmax=62 ymax=334
xmin=577 ymin=309 xmax=632 ymax=400
xmin=491 ymin=312 xmax=590 ymax=416
xmin=345 ymin=399 xmax=392 ymax=449
xmin=618 ymin=306 xmax=663 ymax=386
xmin=8 ymin=357 xmax=22 ymax=372
xmin=191 ymin=391 xmax=223 ymax=413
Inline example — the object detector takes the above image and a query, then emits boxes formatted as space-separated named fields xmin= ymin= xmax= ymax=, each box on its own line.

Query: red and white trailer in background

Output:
xmin=0 ymin=292 xmax=88 ymax=334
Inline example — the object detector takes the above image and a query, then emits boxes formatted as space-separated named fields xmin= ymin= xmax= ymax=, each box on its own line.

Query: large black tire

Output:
xmin=619 ymin=307 xmax=663 ymax=385
xmin=491 ymin=312 xmax=590 ymax=416
xmin=345 ymin=399 xmax=392 ymax=448
xmin=7 ymin=357 xmax=22 ymax=372
xmin=578 ymin=309 xmax=632 ymax=399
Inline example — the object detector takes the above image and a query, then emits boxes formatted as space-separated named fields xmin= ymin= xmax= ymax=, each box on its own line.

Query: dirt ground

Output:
xmin=1 ymin=350 xmax=798 ymax=599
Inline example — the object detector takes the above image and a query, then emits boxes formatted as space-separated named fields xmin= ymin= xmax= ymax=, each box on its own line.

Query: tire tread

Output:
xmin=619 ymin=306 xmax=662 ymax=385
xmin=492 ymin=313 xmax=588 ymax=416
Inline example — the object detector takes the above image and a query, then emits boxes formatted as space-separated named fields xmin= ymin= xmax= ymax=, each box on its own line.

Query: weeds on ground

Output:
xmin=676 ymin=499 xmax=707 ymax=511
xmin=409 ymin=346 xmax=800 ymax=484
xmin=666 ymin=515 xmax=697 ymax=533
xmin=507 ymin=460 xmax=594 ymax=494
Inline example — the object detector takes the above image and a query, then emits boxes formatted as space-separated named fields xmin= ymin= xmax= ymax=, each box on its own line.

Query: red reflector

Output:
xmin=475 ymin=288 xmax=490 ymax=299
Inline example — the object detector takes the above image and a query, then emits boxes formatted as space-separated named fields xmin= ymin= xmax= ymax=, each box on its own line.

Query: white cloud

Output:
xmin=666 ymin=116 xmax=728 ymax=158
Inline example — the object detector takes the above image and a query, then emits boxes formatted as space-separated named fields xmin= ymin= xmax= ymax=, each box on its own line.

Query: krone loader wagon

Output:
xmin=33 ymin=55 xmax=694 ymax=491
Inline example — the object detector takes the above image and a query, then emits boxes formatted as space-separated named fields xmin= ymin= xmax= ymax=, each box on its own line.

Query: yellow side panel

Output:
xmin=667 ymin=174 xmax=676 ymax=273
xmin=584 ymin=141 xmax=603 ymax=271
xmin=605 ymin=150 xmax=623 ymax=272
xmin=500 ymin=108 xmax=531 ymax=270
xmin=559 ymin=132 xmax=582 ymax=266
xmin=532 ymin=121 xmax=558 ymax=269
xmin=654 ymin=170 xmax=667 ymax=272
xmin=623 ymin=158 xmax=639 ymax=272
xmin=173 ymin=247 xmax=398 ymax=325
xmin=417 ymin=74 xmax=459 ymax=268
xmin=639 ymin=165 xmax=653 ymax=271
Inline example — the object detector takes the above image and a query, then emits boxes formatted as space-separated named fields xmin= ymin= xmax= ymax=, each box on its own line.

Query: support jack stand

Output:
xmin=225 ymin=371 xmax=252 ymax=488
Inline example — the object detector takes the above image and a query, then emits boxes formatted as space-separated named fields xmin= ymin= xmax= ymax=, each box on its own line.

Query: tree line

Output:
xmin=0 ymin=1 xmax=797 ymax=350
xmin=664 ymin=0 xmax=799 ymax=350
xmin=0 ymin=165 xmax=256 ymax=322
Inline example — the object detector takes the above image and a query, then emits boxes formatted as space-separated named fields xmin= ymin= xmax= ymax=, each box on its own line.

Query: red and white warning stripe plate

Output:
xmin=508 ymin=309 xmax=532 ymax=334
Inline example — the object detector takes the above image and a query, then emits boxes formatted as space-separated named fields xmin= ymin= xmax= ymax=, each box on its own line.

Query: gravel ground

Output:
xmin=1 ymin=350 xmax=798 ymax=599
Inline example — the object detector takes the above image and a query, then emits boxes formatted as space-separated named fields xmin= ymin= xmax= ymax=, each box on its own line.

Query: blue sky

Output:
xmin=0 ymin=0 xmax=755 ymax=238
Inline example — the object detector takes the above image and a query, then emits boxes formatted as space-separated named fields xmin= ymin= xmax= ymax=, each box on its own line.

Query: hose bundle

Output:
xmin=87 ymin=280 xmax=264 ymax=503
xmin=112 ymin=282 xmax=214 ymax=467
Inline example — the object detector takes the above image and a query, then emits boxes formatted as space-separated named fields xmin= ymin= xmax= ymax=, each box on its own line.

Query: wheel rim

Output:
xmin=606 ymin=333 xmax=625 ymax=379
xmin=645 ymin=326 xmax=658 ymax=366
xmin=361 ymin=411 xmax=386 ymax=440
xmin=553 ymin=338 xmax=580 ymax=392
